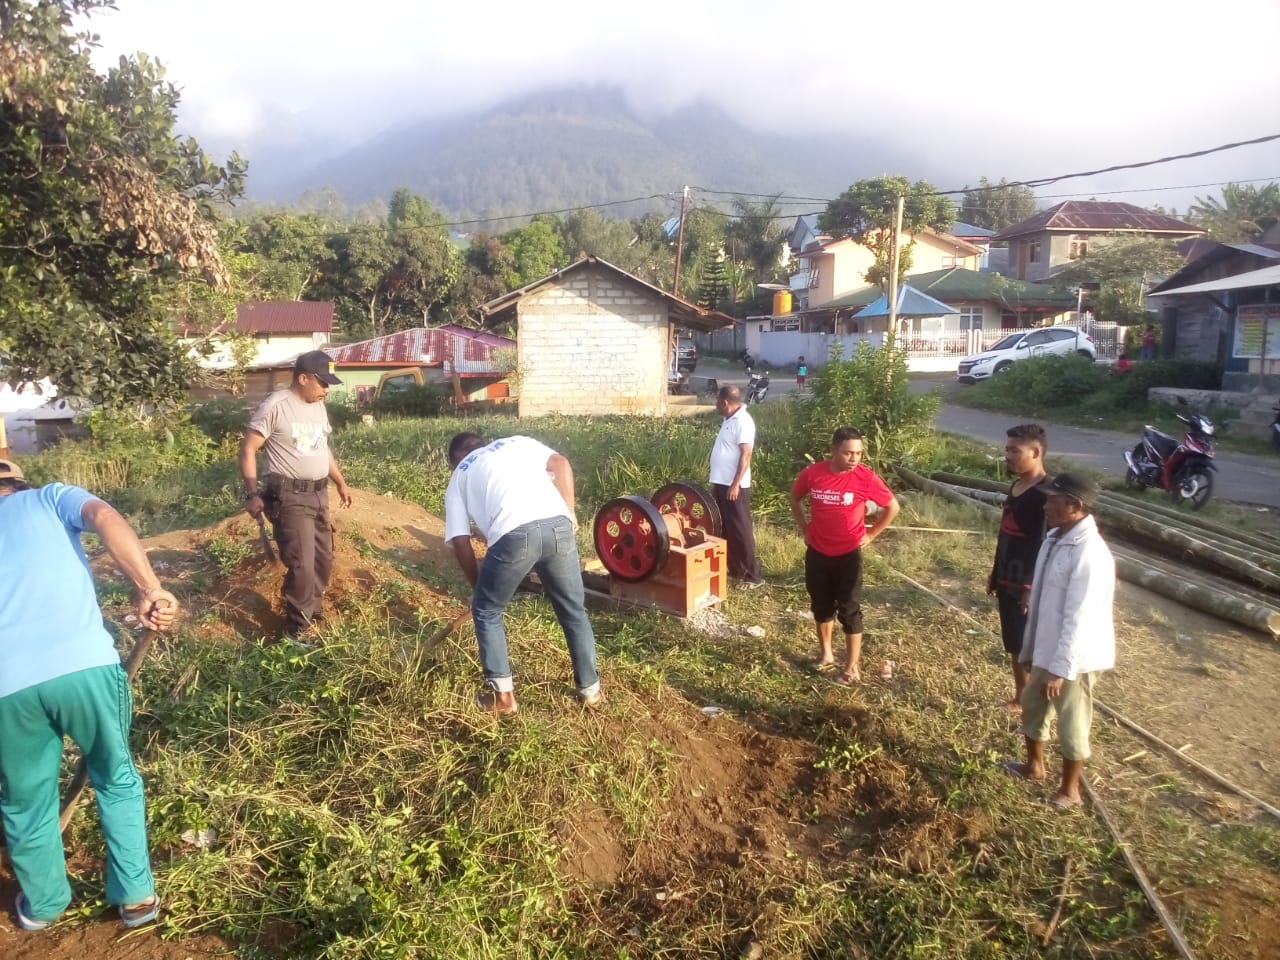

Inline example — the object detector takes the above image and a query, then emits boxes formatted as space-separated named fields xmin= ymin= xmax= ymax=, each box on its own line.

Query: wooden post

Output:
xmin=672 ymin=185 xmax=689 ymax=297
xmin=886 ymin=193 xmax=905 ymax=341
xmin=0 ymin=416 xmax=8 ymax=458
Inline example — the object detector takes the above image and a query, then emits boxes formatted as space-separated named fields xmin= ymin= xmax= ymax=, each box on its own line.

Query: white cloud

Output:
xmin=85 ymin=0 xmax=1280 ymax=206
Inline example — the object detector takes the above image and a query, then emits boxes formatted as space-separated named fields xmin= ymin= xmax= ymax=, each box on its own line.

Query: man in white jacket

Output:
xmin=1011 ymin=472 xmax=1115 ymax=809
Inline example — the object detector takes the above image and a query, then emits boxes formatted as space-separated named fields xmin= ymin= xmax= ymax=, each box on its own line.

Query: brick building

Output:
xmin=480 ymin=258 xmax=732 ymax=417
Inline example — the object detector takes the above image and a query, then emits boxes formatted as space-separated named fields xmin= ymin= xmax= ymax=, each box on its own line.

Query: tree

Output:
xmin=0 ymin=0 xmax=245 ymax=407
xmin=725 ymin=195 xmax=787 ymax=283
xmin=242 ymin=211 xmax=338 ymax=301
xmin=386 ymin=189 xmax=459 ymax=326
xmin=697 ymin=249 xmax=729 ymax=311
xmin=959 ymin=177 xmax=1038 ymax=230
xmin=501 ymin=217 xmax=566 ymax=288
xmin=1188 ymin=182 xmax=1280 ymax=243
xmin=1052 ymin=235 xmax=1185 ymax=326
xmin=820 ymin=176 xmax=955 ymax=288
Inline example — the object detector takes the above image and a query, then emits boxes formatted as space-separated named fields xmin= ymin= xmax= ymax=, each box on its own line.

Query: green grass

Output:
xmin=27 ymin=406 xmax=1278 ymax=958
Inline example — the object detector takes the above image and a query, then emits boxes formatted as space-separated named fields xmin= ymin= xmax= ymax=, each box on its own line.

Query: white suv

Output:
xmin=957 ymin=328 xmax=1096 ymax=383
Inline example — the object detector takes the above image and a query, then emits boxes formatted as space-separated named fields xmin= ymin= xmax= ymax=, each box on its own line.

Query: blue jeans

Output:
xmin=472 ymin=517 xmax=599 ymax=694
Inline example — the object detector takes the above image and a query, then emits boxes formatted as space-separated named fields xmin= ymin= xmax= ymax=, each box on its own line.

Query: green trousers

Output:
xmin=0 ymin=663 xmax=155 ymax=921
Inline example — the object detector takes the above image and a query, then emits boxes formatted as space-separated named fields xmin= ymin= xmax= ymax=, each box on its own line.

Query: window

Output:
xmin=1069 ymin=236 xmax=1089 ymax=260
xmin=772 ymin=315 xmax=800 ymax=332
xmin=1023 ymin=330 xmax=1051 ymax=347
xmin=957 ymin=306 xmax=983 ymax=331
xmin=807 ymin=264 xmax=820 ymax=288
xmin=1028 ymin=239 xmax=1042 ymax=264
xmin=1046 ymin=329 xmax=1079 ymax=342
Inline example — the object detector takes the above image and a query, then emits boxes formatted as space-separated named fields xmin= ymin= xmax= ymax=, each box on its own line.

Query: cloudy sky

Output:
xmin=88 ymin=0 xmax=1280 ymax=208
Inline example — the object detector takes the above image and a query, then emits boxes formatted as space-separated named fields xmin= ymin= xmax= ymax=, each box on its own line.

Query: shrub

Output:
xmin=326 ymin=392 xmax=365 ymax=430
xmin=25 ymin=408 xmax=214 ymax=493
xmin=369 ymin=384 xmax=449 ymax=419
xmin=190 ymin=397 xmax=253 ymax=447
xmin=798 ymin=340 xmax=939 ymax=471
xmin=1100 ymin=358 xmax=1223 ymax=408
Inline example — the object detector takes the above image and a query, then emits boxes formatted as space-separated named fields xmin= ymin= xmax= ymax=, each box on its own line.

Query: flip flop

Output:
xmin=1045 ymin=794 xmax=1084 ymax=811
xmin=998 ymin=759 xmax=1030 ymax=779
xmin=813 ymin=660 xmax=837 ymax=673
xmin=832 ymin=669 xmax=861 ymax=686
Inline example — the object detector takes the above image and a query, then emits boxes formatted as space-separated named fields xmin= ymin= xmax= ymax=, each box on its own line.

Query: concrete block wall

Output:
xmin=516 ymin=265 xmax=670 ymax=416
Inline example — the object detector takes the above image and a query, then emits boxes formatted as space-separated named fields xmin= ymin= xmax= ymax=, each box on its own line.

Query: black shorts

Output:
xmin=804 ymin=546 xmax=863 ymax=635
xmin=996 ymin=592 xmax=1028 ymax=655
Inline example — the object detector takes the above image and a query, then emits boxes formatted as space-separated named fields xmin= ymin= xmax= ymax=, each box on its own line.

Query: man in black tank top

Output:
xmin=987 ymin=424 xmax=1047 ymax=711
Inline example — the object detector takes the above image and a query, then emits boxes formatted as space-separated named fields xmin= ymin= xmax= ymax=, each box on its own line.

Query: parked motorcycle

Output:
xmin=1123 ymin=413 xmax=1217 ymax=509
xmin=745 ymin=368 xmax=771 ymax=404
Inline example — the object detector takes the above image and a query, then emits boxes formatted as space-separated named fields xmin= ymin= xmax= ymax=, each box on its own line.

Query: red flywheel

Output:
xmin=593 ymin=495 xmax=670 ymax=582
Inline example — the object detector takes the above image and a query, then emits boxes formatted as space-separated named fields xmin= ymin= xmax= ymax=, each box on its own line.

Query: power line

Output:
xmin=241 ymin=134 xmax=1280 ymax=242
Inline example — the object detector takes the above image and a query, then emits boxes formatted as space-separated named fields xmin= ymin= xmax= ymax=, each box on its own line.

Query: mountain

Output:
xmin=249 ymin=86 xmax=916 ymax=220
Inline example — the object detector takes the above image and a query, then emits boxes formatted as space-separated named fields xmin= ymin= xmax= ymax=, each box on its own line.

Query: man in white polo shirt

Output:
xmin=444 ymin=433 xmax=602 ymax=715
xmin=709 ymin=384 xmax=764 ymax=587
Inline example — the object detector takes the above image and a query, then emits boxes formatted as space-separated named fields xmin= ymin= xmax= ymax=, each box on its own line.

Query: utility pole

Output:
xmin=672 ymin=185 xmax=689 ymax=297
xmin=886 ymin=193 xmax=906 ymax=341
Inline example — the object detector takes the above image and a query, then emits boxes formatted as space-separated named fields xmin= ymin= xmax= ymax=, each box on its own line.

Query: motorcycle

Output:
xmin=737 ymin=349 xmax=755 ymax=369
xmin=745 ymin=368 xmax=770 ymax=404
xmin=1123 ymin=413 xmax=1217 ymax=509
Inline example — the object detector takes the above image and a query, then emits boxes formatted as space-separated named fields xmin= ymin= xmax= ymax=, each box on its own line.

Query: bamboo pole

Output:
xmin=1111 ymin=543 xmax=1280 ymax=613
xmin=933 ymin=471 xmax=1280 ymax=557
xmin=894 ymin=465 xmax=1001 ymax=522
xmin=905 ymin=469 xmax=1280 ymax=639
xmin=1111 ymin=552 xmax=1280 ymax=640
xmin=1096 ymin=702 xmax=1280 ymax=819
xmin=1083 ymin=778 xmax=1200 ymax=960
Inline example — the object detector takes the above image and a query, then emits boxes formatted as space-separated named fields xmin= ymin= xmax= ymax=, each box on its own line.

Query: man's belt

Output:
xmin=266 ymin=477 xmax=329 ymax=494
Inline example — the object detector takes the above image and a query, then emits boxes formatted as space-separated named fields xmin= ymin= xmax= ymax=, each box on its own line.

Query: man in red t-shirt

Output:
xmin=789 ymin=427 xmax=900 ymax=684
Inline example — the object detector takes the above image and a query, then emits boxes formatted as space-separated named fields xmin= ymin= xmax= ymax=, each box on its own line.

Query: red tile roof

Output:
xmin=236 ymin=301 xmax=335 ymax=334
xmin=990 ymin=202 xmax=1203 ymax=241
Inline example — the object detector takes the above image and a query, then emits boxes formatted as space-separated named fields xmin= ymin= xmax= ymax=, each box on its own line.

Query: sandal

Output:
xmin=832 ymin=669 xmax=861 ymax=686
xmin=813 ymin=659 xmax=837 ymax=673
xmin=120 ymin=894 xmax=161 ymax=929
xmin=15 ymin=892 xmax=57 ymax=932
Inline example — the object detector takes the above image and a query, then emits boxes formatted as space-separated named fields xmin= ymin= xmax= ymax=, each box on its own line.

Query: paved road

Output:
xmin=933 ymin=404 xmax=1280 ymax=508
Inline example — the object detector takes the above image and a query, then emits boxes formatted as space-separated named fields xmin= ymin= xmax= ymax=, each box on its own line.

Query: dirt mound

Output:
xmin=104 ymin=487 xmax=468 ymax=643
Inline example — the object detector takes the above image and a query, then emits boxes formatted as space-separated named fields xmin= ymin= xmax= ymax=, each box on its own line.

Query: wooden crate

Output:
xmin=608 ymin=536 xmax=727 ymax=618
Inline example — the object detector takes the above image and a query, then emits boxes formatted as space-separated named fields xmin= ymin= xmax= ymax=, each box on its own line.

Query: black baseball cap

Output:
xmin=294 ymin=350 xmax=342 ymax=385
xmin=1036 ymin=472 xmax=1099 ymax=507
xmin=0 ymin=458 xmax=24 ymax=482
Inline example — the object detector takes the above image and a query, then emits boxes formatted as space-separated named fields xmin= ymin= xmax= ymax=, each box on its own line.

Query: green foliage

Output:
xmin=500 ymin=217 xmax=567 ymax=288
xmin=0 ymin=0 xmax=244 ymax=408
xmin=189 ymin=397 xmax=253 ymax=448
xmin=963 ymin=354 xmax=1223 ymax=416
xmin=24 ymin=408 xmax=214 ymax=492
xmin=1188 ymin=182 xmax=1280 ymax=243
xmin=958 ymin=177 xmax=1037 ymax=230
xmin=1051 ymin=235 xmax=1185 ymax=326
xmin=203 ymin=534 xmax=253 ymax=576
xmin=798 ymin=341 xmax=940 ymax=470
xmin=370 ymin=384 xmax=450 ymax=419
xmin=325 ymin=393 xmax=363 ymax=431
xmin=820 ymin=175 xmax=956 ymax=288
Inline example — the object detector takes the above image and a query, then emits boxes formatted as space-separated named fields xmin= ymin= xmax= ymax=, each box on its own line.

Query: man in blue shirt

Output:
xmin=0 ymin=458 xmax=178 ymax=931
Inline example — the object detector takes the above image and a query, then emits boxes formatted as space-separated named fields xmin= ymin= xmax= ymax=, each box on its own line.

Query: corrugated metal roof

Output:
xmin=1147 ymin=263 xmax=1280 ymax=297
xmin=325 ymin=327 xmax=514 ymax=365
xmin=989 ymin=201 xmax=1203 ymax=241
xmin=950 ymin=221 xmax=996 ymax=238
xmin=1149 ymin=240 xmax=1280 ymax=293
xmin=854 ymin=285 xmax=957 ymax=318
xmin=236 ymin=301 xmax=335 ymax=334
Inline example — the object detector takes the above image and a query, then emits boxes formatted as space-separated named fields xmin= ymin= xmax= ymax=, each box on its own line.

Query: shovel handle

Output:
xmin=60 ymin=628 xmax=158 ymax=832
